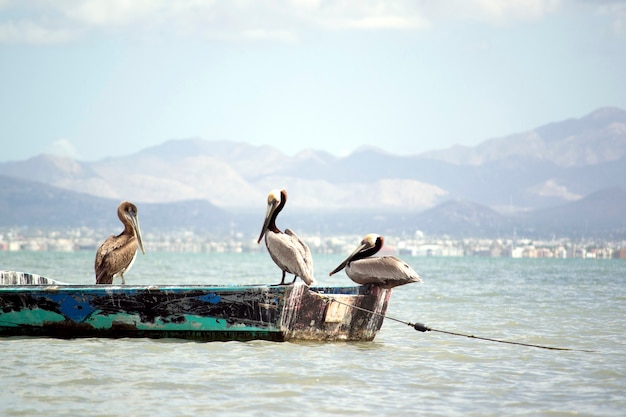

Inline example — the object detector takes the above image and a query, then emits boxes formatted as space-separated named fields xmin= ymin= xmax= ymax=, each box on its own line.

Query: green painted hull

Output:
xmin=0 ymin=271 xmax=392 ymax=342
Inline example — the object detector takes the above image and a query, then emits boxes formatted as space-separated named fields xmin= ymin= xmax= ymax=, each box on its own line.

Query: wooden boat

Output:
xmin=0 ymin=270 xmax=392 ymax=342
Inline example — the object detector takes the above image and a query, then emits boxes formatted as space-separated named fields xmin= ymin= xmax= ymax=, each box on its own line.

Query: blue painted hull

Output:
xmin=0 ymin=271 xmax=392 ymax=342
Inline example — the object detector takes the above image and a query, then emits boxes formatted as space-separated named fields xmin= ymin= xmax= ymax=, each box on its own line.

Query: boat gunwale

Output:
xmin=0 ymin=283 xmax=370 ymax=295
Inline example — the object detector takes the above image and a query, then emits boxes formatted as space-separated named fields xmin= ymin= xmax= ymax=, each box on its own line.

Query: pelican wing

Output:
xmin=266 ymin=231 xmax=316 ymax=286
xmin=346 ymin=256 xmax=421 ymax=288
xmin=95 ymin=234 xmax=139 ymax=284
xmin=285 ymin=228 xmax=314 ymax=279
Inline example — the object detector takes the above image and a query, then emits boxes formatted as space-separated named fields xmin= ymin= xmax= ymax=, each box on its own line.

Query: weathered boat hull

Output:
xmin=0 ymin=271 xmax=391 ymax=342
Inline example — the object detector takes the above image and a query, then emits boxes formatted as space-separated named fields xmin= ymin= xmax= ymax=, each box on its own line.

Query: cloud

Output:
xmin=0 ymin=0 xmax=575 ymax=45
xmin=596 ymin=2 xmax=626 ymax=38
xmin=62 ymin=0 xmax=161 ymax=27
xmin=531 ymin=179 xmax=581 ymax=201
xmin=449 ymin=0 xmax=562 ymax=23
xmin=0 ymin=19 xmax=76 ymax=44
xmin=42 ymin=139 xmax=81 ymax=159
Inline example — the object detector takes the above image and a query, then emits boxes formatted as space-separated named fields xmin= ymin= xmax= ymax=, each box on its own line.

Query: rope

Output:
xmin=310 ymin=290 xmax=595 ymax=353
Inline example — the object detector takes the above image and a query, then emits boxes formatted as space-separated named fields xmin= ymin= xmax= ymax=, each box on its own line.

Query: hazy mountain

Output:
xmin=421 ymin=107 xmax=626 ymax=167
xmin=1 ymin=107 xmax=626 ymax=238
xmin=522 ymin=187 xmax=626 ymax=238
xmin=0 ymin=175 xmax=231 ymax=232
xmin=5 ymin=107 xmax=623 ymax=212
xmin=0 ymin=144 xmax=449 ymax=211
xmin=3 ymin=174 xmax=623 ymax=239
xmin=410 ymin=199 xmax=510 ymax=237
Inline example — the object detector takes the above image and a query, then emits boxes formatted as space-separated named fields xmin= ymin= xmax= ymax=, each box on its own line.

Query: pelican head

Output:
xmin=257 ymin=189 xmax=286 ymax=244
xmin=120 ymin=201 xmax=145 ymax=254
xmin=329 ymin=233 xmax=382 ymax=276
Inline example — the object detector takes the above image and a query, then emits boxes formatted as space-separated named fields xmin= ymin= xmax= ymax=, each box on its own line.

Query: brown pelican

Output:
xmin=329 ymin=233 xmax=421 ymax=288
xmin=257 ymin=189 xmax=315 ymax=286
xmin=95 ymin=201 xmax=145 ymax=284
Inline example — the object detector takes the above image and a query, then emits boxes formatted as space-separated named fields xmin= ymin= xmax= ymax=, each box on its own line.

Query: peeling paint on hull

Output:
xmin=0 ymin=271 xmax=392 ymax=342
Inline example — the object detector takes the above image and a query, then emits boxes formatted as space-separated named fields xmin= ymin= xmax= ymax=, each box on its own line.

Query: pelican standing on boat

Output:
xmin=95 ymin=201 xmax=145 ymax=285
xmin=257 ymin=189 xmax=315 ymax=286
xmin=329 ymin=233 xmax=421 ymax=288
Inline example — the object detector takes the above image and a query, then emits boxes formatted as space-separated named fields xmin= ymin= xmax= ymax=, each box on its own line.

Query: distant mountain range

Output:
xmin=1 ymin=107 xmax=625 ymax=239
xmin=0 ymin=175 xmax=233 ymax=234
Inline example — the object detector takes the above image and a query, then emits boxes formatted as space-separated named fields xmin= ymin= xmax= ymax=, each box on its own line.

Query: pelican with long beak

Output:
xmin=329 ymin=233 xmax=421 ymax=288
xmin=257 ymin=189 xmax=315 ymax=286
xmin=95 ymin=201 xmax=145 ymax=284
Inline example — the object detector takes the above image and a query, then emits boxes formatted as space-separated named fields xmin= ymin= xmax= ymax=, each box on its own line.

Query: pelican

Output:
xmin=257 ymin=189 xmax=315 ymax=286
xmin=95 ymin=201 xmax=145 ymax=285
xmin=329 ymin=233 xmax=421 ymax=288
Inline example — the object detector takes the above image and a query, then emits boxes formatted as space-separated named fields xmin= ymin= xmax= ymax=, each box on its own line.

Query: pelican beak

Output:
xmin=129 ymin=213 xmax=145 ymax=254
xmin=257 ymin=200 xmax=276 ymax=244
xmin=329 ymin=241 xmax=367 ymax=276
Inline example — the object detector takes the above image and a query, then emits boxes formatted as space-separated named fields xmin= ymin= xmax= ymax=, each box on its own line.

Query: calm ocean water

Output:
xmin=0 ymin=251 xmax=624 ymax=417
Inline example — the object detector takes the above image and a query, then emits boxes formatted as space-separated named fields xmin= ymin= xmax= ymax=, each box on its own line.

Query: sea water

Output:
xmin=0 ymin=251 xmax=624 ymax=416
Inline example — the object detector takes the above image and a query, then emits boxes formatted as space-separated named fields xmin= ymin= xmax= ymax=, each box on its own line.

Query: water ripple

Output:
xmin=1 ymin=255 xmax=624 ymax=416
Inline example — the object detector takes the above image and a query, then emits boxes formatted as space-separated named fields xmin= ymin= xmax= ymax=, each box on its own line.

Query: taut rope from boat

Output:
xmin=310 ymin=290 xmax=595 ymax=353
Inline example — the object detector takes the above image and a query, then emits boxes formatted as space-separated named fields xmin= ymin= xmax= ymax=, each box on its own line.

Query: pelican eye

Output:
xmin=267 ymin=191 xmax=280 ymax=204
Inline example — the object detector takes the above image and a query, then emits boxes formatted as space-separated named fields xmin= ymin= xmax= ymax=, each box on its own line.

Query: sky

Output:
xmin=1 ymin=1 xmax=625 ymax=162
